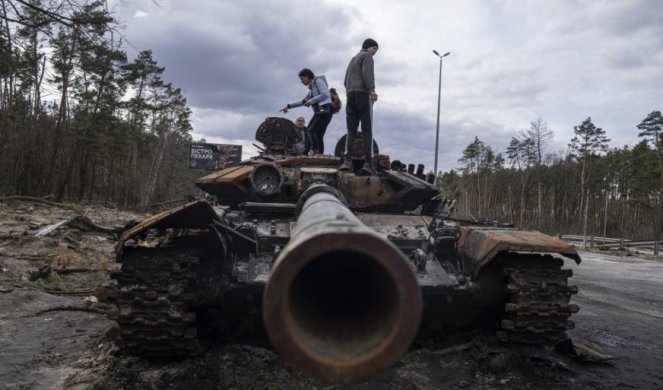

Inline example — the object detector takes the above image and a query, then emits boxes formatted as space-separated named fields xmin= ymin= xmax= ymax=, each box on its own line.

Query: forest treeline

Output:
xmin=440 ymin=115 xmax=663 ymax=240
xmin=1 ymin=2 xmax=661 ymax=241
xmin=0 ymin=0 xmax=200 ymax=209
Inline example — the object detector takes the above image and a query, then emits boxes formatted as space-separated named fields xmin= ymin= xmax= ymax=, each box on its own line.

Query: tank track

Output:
xmin=108 ymin=244 xmax=206 ymax=357
xmin=498 ymin=254 xmax=579 ymax=345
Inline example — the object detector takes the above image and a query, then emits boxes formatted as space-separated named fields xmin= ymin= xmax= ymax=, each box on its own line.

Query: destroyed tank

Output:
xmin=108 ymin=117 xmax=581 ymax=384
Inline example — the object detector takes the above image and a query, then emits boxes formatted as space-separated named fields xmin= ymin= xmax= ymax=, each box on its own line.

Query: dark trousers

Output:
xmin=307 ymin=112 xmax=332 ymax=154
xmin=345 ymin=91 xmax=373 ymax=158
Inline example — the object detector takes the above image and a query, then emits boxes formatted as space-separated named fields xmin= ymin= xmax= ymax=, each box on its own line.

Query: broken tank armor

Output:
xmin=108 ymin=117 xmax=581 ymax=384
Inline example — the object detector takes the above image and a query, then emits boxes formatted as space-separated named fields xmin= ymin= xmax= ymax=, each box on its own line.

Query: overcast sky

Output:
xmin=111 ymin=0 xmax=663 ymax=172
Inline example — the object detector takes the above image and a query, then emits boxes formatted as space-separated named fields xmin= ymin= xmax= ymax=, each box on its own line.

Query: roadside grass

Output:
xmin=30 ymin=272 xmax=70 ymax=291
xmin=29 ymin=270 xmax=108 ymax=292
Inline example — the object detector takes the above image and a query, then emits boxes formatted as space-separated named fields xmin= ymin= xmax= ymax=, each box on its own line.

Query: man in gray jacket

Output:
xmin=339 ymin=38 xmax=379 ymax=175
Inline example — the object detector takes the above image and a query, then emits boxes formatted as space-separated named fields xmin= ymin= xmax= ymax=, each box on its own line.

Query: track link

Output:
xmin=498 ymin=255 xmax=579 ymax=345
xmin=108 ymin=244 xmax=206 ymax=357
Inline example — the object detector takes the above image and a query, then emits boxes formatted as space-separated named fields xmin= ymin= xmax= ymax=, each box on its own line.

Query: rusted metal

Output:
xmin=336 ymin=173 xmax=394 ymax=209
xmin=255 ymin=117 xmax=302 ymax=152
xmin=275 ymin=155 xmax=342 ymax=166
xmin=195 ymin=165 xmax=253 ymax=196
xmin=114 ymin=201 xmax=220 ymax=254
xmin=458 ymin=227 xmax=581 ymax=278
xmin=263 ymin=185 xmax=422 ymax=384
xmin=197 ymin=164 xmax=251 ymax=182
xmin=107 ymin=244 xmax=206 ymax=357
xmin=498 ymin=254 xmax=579 ymax=344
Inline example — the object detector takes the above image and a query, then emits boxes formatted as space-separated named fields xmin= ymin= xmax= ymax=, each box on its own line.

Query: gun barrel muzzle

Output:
xmin=263 ymin=186 xmax=422 ymax=383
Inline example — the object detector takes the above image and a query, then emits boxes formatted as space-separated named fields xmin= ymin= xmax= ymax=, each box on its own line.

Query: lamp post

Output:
xmin=432 ymin=50 xmax=450 ymax=185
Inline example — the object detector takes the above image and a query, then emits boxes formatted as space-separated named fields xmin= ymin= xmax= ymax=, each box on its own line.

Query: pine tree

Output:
xmin=637 ymin=110 xmax=663 ymax=189
xmin=636 ymin=110 xmax=663 ymax=239
xmin=568 ymin=117 xmax=610 ymax=221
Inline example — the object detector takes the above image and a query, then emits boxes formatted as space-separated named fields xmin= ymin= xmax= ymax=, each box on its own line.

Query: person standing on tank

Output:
xmin=339 ymin=38 xmax=379 ymax=175
xmin=280 ymin=68 xmax=332 ymax=155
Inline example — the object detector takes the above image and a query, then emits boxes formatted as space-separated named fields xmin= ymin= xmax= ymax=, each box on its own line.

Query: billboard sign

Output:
xmin=189 ymin=143 xmax=242 ymax=170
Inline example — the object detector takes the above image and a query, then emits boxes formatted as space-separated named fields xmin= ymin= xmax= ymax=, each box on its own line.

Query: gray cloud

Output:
xmin=121 ymin=1 xmax=359 ymax=113
xmin=112 ymin=0 xmax=663 ymax=173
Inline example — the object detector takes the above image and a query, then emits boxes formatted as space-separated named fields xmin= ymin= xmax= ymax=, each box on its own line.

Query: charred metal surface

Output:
xmin=459 ymin=226 xmax=581 ymax=278
xmin=250 ymin=163 xmax=283 ymax=196
xmin=358 ymin=213 xmax=431 ymax=227
xmin=108 ymin=241 xmax=207 ymax=357
xmin=237 ymin=202 xmax=296 ymax=214
xmin=299 ymin=167 xmax=338 ymax=189
xmin=385 ymin=224 xmax=430 ymax=254
xmin=255 ymin=117 xmax=302 ymax=153
xmin=195 ymin=165 xmax=253 ymax=202
xmin=253 ymin=218 xmax=291 ymax=252
xmin=382 ymin=169 xmax=439 ymax=204
xmin=234 ymin=253 xmax=273 ymax=283
xmin=498 ymin=254 xmax=579 ymax=345
xmin=275 ymin=155 xmax=342 ymax=167
xmin=336 ymin=173 xmax=395 ymax=210
xmin=114 ymin=201 xmax=220 ymax=254
xmin=213 ymin=221 xmax=258 ymax=253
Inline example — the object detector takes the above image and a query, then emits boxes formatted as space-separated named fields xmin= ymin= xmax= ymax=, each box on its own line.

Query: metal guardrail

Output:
xmin=561 ymin=235 xmax=623 ymax=243
xmin=561 ymin=235 xmax=660 ymax=255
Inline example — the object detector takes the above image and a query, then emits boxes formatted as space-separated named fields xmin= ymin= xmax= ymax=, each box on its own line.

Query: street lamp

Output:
xmin=432 ymin=50 xmax=450 ymax=185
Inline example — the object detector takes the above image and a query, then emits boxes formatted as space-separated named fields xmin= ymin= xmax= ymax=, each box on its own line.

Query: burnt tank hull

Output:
xmin=108 ymin=117 xmax=581 ymax=384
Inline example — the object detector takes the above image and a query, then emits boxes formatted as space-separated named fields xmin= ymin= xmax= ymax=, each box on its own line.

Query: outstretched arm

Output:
xmin=305 ymin=78 xmax=331 ymax=105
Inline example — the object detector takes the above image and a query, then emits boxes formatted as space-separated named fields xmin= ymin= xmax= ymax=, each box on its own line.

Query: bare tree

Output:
xmin=1 ymin=0 xmax=113 ymax=29
xmin=520 ymin=118 xmax=554 ymax=225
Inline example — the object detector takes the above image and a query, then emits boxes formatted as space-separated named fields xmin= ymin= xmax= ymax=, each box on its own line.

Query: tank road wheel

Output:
xmin=108 ymin=244 xmax=206 ymax=357
xmin=498 ymin=254 xmax=579 ymax=345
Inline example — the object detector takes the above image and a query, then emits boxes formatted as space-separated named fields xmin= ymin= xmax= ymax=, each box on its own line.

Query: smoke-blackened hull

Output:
xmin=263 ymin=188 xmax=422 ymax=384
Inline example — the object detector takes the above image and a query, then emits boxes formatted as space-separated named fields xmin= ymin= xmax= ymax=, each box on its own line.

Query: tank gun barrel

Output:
xmin=263 ymin=184 xmax=422 ymax=384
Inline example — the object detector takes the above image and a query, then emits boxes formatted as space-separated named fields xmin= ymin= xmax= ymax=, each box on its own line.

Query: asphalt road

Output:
xmin=565 ymin=250 xmax=663 ymax=389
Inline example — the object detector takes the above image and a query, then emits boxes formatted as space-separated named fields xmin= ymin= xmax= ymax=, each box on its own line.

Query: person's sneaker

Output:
xmin=308 ymin=149 xmax=321 ymax=156
xmin=360 ymin=161 xmax=378 ymax=176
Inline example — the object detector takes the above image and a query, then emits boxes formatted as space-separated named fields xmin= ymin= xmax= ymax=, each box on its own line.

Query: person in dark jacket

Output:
xmin=280 ymin=68 xmax=332 ymax=155
xmin=293 ymin=116 xmax=307 ymax=155
xmin=339 ymin=38 xmax=379 ymax=175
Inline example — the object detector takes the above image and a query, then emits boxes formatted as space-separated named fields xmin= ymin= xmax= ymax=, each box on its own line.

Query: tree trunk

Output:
xmin=0 ymin=0 xmax=14 ymax=111
xmin=48 ymin=33 xmax=78 ymax=193
xmin=536 ymin=167 xmax=543 ymax=228
xmin=578 ymin=157 xmax=587 ymax=224
xmin=56 ymin=142 xmax=81 ymax=202
xmin=87 ymin=158 xmax=97 ymax=203
xmin=140 ymin=130 xmax=170 ymax=209
xmin=519 ymin=173 xmax=529 ymax=227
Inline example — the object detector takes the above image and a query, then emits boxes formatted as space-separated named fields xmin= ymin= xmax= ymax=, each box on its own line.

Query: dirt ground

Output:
xmin=1 ymin=199 xmax=662 ymax=389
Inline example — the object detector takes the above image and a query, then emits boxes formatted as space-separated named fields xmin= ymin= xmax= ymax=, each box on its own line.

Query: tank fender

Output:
xmin=458 ymin=226 xmax=581 ymax=279
xmin=114 ymin=201 xmax=221 ymax=254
